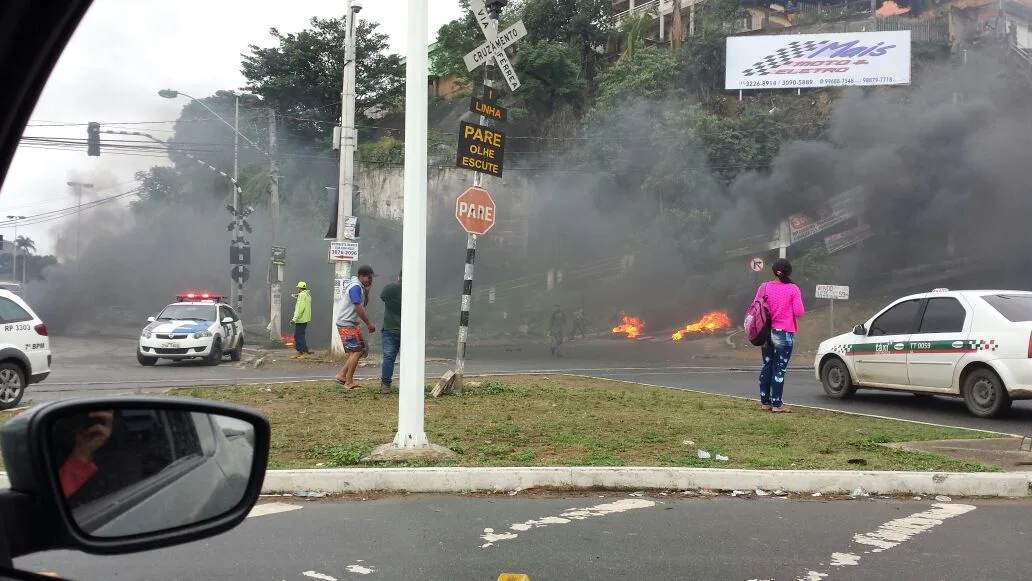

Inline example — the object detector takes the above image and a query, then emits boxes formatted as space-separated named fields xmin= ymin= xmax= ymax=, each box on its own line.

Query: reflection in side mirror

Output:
xmin=221 ymin=316 xmax=233 ymax=324
xmin=49 ymin=406 xmax=258 ymax=538
xmin=147 ymin=316 xmax=156 ymax=323
xmin=852 ymin=324 xmax=867 ymax=336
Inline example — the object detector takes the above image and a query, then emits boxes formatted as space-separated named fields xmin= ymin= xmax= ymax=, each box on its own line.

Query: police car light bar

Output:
xmin=176 ymin=292 xmax=226 ymax=302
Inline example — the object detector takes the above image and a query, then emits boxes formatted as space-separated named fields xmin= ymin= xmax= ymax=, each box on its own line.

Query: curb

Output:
xmin=261 ymin=467 xmax=1032 ymax=497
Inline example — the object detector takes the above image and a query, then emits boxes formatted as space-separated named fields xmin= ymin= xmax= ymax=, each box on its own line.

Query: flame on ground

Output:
xmin=611 ymin=316 xmax=645 ymax=339
xmin=281 ymin=335 xmax=295 ymax=347
xmin=672 ymin=311 xmax=733 ymax=341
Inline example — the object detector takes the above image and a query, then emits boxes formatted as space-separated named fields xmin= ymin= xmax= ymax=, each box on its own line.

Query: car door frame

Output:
xmin=905 ymin=295 xmax=972 ymax=393
xmin=854 ymin=297 xmax=925 ymax=389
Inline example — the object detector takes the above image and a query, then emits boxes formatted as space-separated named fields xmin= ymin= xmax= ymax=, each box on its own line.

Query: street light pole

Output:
xmin=66 ymin=181 xmax=93 ymax=263
xmin=6 ymin=216 xmax=24 ymax=284
xmin=331 ymin=0 xmax=361 ymax=354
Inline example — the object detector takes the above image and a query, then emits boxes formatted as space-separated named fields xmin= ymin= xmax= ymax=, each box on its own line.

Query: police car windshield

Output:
xmin=981 ymin=294 xmax=1032 ymax=322
xmin=157 ymin=304 xmax=217 ymax=322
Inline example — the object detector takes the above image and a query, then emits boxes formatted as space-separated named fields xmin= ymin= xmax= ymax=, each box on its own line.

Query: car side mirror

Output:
xmin=0 ymin=397 xmax=269 ymax=556
xmin=852 ymin=324 xmax=867 ymax=336
xmin=221 ymin=317 xmax=233 ymax=324
xmin=147 ymin=317 xmax=156 ymax=323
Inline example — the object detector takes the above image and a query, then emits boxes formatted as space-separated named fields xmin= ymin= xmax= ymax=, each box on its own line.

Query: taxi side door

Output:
xmin=854 ymin=298 xmax=923 ymax=388
xmin=905 ymin=296 xmax=971 ymax=392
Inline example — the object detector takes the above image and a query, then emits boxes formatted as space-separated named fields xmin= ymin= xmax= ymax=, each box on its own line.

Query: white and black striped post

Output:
xmin=454 ymin=234 xmax=478 ymax=386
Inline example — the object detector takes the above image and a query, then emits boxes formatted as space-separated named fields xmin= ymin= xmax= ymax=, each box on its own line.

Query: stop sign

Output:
xmin=455 ymin=186 xmax=497 ymax=235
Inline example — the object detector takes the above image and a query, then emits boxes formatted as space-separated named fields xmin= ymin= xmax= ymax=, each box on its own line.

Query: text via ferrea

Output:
xmin=455 ymin=120 xmax=506 ymax=178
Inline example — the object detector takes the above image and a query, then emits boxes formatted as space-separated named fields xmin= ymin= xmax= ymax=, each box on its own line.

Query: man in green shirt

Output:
xmin=290 ymin=281 xmax=313 ymax=358
xmin=379 ymin=271 xmax=401 ymax=394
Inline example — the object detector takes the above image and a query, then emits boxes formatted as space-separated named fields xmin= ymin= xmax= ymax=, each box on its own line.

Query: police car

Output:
xmin=815 ymin=289 xmax=1032 ymax=418
xmin=138 ymin=293 xmax=244 ymax=366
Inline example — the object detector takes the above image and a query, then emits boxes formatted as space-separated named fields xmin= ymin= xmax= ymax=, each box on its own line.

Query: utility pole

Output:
xmin=66 ymin=181 xmax=93 ymax=263
xmin=231 ymin=94 xmax=240 ymax=306
xmin=6 ymin=216 xmax=24 ymax=284
xmin=331 ymin=0 xmax=361 ymax=354
xmin=268 ymin=108 xmax=282 ymax=342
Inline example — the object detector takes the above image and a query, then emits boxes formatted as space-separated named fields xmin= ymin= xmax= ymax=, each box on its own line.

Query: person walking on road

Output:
xmin=549 ymin=304 xmax=566 ymax=357
xmin=334 ymin=265 xmax=376 ymax=390
xmin=756 ymin=258 xmax=805 ymax=413
xmin=570 ymin=308 xmax=587 ymax=340
xmin=379 ymin=270 xmax=402 ymax=395
xmin=290 ymin=281 xmax=313 ymax=358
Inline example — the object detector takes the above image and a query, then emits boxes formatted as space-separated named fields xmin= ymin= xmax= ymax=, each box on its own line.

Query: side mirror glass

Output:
xmin=0 ymin=397 xmax=269 ymax=555
xmin=221 ymin=316 xmax=233 ymax=324
xmin=147 ymin=317 xmax=156 ymax=323
xmin=852 ymin=324 xmax=867 ymax=336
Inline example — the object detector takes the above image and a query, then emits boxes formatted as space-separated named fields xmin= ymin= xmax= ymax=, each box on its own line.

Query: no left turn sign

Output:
xmin=750 ymin=257 xmax=765 ymax=272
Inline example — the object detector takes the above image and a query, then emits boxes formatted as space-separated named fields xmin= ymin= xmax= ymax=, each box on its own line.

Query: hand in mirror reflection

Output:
xmin=58 ymin=410 xmax=114 ymax=498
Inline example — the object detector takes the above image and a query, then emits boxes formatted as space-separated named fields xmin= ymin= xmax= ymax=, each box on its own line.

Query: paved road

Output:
xmin=16 ymin=495 xmax=1032 ymax=580
xmin=30 ymin=336 xmax=1032 ymax=435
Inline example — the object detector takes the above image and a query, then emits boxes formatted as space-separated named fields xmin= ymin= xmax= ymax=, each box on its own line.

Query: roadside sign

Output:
xmin=463 ymin=20 xmax=528 ymax=72
xmin=455 ymin=186 xmax=497 ymax=235
xmin=231 ymin=265 xmax=250 ymax=283
xmin=230 ymin=244 xmax=251 ymax=266
xmin=465 ymin=0 xmax=523 ymax=92
xmin=342 ymin=215 xmax=358 ymax=240
xmin=483 ymin=85 xmax=499 ymax=102
xmin=815 ymin=285 xmax=850 ymax=300
xmin=456 ymin=121 xmax=505 ymax=177
xmin=470 ymin=95 xmax=507 ymax=122
xmin=749 ymin=257 xmax=764 ymax=272
xmin=270 ymin=246 xmax=286 ymax=266
xmin=328 ymin=241 xmax=359 ymax=262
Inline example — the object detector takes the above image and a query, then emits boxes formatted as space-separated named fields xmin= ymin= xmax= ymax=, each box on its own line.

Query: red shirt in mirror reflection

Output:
xmin=59 ymin=455 xmax=98 ymax=497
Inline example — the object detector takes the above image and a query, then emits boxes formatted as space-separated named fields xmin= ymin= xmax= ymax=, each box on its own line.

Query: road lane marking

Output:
xmin=247 ymin=502 xmax=302 ymax=518
xmin=303 ymin=572 xmax=337 ymax=581
xmin=346 ymin=562 xmax=376 ymax=575
xmin=479 ymin=498 xmax=655 ymax=548
xmin=795 ymin=502 xmax=975 ymax=580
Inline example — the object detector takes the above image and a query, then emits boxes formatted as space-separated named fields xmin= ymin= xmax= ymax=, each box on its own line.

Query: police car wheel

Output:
xmin=206 ymin=338 xmax=223 ymax=366
xmin=137 ymin=352 xmax=157 ymax=367
xmin=230 ymin=338 xmax=243 ymax=362
xmin=821 ymin=357 xmax=857 ymax=399
xmin=963 ymin=368 xmax=1012 ymax=418
xmin=0 ymin=363 xmax=25 ymax=410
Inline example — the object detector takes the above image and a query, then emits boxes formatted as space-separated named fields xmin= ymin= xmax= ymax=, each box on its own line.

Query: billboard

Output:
xmin=788 ymin=188 xmax=860 ymax=244
xmin=725 ymin=31 xmax=911 ymax=90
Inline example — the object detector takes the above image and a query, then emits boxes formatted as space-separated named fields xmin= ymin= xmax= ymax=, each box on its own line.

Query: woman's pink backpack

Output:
xmin=744 ymin=283 xmax=772 ymax=346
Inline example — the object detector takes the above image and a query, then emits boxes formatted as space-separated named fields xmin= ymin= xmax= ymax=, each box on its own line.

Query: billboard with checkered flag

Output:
xmin=725 ymin=31 xmax=911 ymax=90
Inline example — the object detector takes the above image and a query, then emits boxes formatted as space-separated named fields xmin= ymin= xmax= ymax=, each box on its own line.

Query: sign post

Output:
xmin=441 ymin=0 xmax=524 ymax=395
xmin=749 ymin=257 xmax=765 ymax=272
xmin=815 ymin=284 xmax=850 ymax=337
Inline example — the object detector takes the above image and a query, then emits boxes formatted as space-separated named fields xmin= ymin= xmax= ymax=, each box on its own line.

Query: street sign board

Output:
xmin=470 ymin=96 xmax=507 ymax=122
xmin=470 ymin=0 xmax=494 ymax=37
xmin=270 ymin=246 xmax=286 ymax=265
xmin=815 ymin=284 xmax=850 ymax=300
xmin=328 ymin=241 xmax=359 ymax=262
xmin=456 ymin=121 xmax=505 ymax=177
xmin=465 ymin=0 xmax=523 ymax=92
xmin=749 ymin=257 xmax=765 ymax=272
xmin=455 ymin=186 xmax=497 ymax=235
xmin=463 ymin=21 xmax=528 ymax=72
xmin=231 ymin=265 xmax=250 ymax=283
xmin=493 ymin=51 xmax=521 ymax=92
xmin=483 ymin=85 xmax=499 ymax=102
xmin=230 ymin=244 xmax=251 ymax=266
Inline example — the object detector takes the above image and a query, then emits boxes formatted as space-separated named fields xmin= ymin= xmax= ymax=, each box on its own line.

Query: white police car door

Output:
xmin=218 ymin=305 xmax=237 ymax=348
xmin=854 ymin=298 xmax=922 ymax=387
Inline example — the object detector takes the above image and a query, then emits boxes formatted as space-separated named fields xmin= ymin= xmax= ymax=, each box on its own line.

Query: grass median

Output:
xmin=180 ymin=375 xmax=1004 ymax=472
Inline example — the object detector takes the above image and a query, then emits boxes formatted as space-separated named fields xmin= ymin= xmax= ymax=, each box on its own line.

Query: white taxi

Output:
xmin=815 ymin=289 xmax=1032 ymax=418
xmin=138 ymin=293 xmax=244 ymax=366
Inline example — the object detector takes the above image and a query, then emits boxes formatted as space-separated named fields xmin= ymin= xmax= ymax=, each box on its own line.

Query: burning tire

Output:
xmin=820 ymin=357 xmax=856 ymax=399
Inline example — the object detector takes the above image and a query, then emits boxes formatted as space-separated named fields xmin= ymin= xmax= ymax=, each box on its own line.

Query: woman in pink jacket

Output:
xmin=755 ymin=258 xmax=805 ymax=413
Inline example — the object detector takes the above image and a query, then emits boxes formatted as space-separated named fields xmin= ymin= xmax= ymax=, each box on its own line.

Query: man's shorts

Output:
xmin=337 ymin=326 xmax=366 ymax=354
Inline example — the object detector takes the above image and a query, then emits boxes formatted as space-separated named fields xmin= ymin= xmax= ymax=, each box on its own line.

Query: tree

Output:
xmin=431 ymin=0 xmax=484 ymax=84
xmin=593 ymin=45 xmax=679 ymax=109
xmin=513 ymin=40 xmax=586 ymax=118
xmin=15 ymin=236 xmax=35 ymax=254
xmin=520 ymin=0 xmax=614 ymax=97
xmin=677 ymin=0 xmax=747 ymax=101
xmin=241 ymin=17 xmax=405 ymax=143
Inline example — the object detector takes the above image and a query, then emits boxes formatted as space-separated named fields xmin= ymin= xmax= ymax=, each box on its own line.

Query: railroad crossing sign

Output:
xmin=466 ymin=0 xmax=524 ymax=92
xmin=231 ymin=265 xmax=250 ymax=283
xmin=749 ymin=257 xmax=764 ymax=272
xmin=455 ymin=186 xmax=497 ymax=235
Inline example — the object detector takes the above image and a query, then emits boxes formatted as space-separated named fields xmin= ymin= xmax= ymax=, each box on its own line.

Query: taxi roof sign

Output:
xmin=932 ymin=288 xmax=950 ymax=292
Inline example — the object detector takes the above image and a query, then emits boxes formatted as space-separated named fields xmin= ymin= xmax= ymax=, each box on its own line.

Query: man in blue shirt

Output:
xmin=334 ymin=265 xmax=376 ymax=389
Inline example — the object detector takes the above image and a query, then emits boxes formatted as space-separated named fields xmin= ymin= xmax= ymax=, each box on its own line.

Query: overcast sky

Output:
xmin=0 ymin=0 xmax=463 ymax=255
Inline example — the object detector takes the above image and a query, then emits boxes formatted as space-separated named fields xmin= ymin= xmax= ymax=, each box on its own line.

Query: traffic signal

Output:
xmin=485 ymin=0 xmax=508 ymax=18
xmin=86 ymin=122 xmax=100 ymax=156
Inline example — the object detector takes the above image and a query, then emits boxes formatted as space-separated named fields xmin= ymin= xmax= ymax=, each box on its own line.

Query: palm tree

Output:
xmin=14 ymin=236 xmax=34 ymax=285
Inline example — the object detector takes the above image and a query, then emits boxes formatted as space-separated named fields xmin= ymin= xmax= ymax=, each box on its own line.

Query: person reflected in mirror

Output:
xmin=59 ymin=411 xmax=113 ymax=498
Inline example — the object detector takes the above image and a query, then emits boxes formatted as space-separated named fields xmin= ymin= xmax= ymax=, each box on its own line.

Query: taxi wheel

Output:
xmin=821 ymin=358 xmax=857 ymax=399
xmin=963 ymin=368 xmax=1012 ymax=418
xmin=206 ymin=338 xmax=223 ymax=366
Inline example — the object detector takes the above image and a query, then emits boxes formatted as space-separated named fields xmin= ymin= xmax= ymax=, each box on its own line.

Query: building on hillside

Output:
xmin=397 ymin=43 xmax=472 ymax=103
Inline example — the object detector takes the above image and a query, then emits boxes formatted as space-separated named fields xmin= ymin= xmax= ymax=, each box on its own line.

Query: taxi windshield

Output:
xmin=156 ymin=305 xmax=217 ymax=322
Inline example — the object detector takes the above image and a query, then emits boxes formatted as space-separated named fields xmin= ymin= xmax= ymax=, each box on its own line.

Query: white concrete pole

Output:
xmin=394 ymin=0 xmax=430 ymax=448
